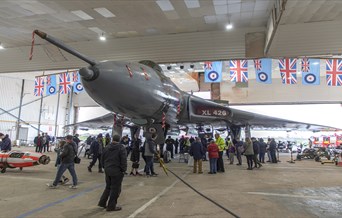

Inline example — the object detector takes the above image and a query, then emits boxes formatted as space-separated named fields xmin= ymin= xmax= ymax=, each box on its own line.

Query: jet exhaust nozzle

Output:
xmin=33 ymin=29 xmax=98 ymax=66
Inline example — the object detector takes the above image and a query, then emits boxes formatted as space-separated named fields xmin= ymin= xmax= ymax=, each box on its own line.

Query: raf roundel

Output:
xmin=208 ymin=71 xmax=219 ymax=81
xmin=258 ymin=72 xmax=268 ymax=82
xmin=304 ymin=74 xmax=316 ymax=84
xmin=75 ymin=83 xmax=84 ymax=92
xmin=48 ymin=86 xmax=56 ymax=94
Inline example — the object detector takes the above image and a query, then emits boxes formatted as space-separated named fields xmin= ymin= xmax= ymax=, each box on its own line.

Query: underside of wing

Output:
xmin=64 ymin=113 xmax=133 ymax=129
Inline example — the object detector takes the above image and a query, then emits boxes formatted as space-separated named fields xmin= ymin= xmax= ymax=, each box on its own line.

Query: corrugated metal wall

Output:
xmin=268 ymin=20 xmax=342 ymax=57
xmin=0 ymin=75 xmax=69 ymax=143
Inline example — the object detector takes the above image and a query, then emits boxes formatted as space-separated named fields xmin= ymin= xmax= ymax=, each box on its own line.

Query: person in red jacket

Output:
xmin=207 ymin=140 xmax=219 ymax=174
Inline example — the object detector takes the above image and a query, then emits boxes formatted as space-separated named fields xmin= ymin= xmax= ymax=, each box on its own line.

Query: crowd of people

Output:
xmin=43 ymin=131 xmax=282 ymax=212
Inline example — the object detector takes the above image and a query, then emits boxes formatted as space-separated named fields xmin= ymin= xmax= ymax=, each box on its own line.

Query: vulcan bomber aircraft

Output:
xmin=32 ymin=30 xmax=338 ymax=143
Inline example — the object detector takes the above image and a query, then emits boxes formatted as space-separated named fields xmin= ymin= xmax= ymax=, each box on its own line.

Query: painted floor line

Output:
xmin=127 ymin=172 xmax=189 ymax=218
xmin=16 ymin=183 xmax=104 ymax=218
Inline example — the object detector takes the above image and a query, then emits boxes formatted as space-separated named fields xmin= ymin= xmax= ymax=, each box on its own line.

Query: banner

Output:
xmin=34 ymin=77 xmax=44 ymax=96
xmin=71 ymin=71 xmax=84 ymax=93
xmin=59 ymin=72 xmax=71 ymax=94
xmin=204 ymin=61 xmax=222 ymax=83
xmin=46 ymin=75 xmax=57 ymax=95
xmin=326 ymin=59 xmax=342 ymax=86
xmin=301 ymin=58 xmax=320 ymax=85
xmin=230 ymin=60 xmax=248 ymax=83
xmin=254 ymin=59 xmax=272 ymax=84
xmin=278 ymin=58 xmax=297 ymax=84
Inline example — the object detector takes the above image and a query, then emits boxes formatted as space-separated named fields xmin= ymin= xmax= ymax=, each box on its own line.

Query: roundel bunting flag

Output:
xmin=254 ymin=58 xmax=272 ymax=84
xmin=204 ymin=61 xmax=222 ymax=83
xmin=46 ymin=75 xmax=57 ymax=96
xmin=71 ymin=71 xmax=84 ymax=93
xmin=301 ymin=58 xmax=320 ymax=85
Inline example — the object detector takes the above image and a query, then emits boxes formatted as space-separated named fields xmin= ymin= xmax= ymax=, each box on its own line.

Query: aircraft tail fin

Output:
xmin=33 ymin=30 xmax=98 ymax=66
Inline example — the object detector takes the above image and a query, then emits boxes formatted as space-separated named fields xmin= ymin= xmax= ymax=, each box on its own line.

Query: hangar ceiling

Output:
xmin=0 ymin=0 xmax=342 ymax=73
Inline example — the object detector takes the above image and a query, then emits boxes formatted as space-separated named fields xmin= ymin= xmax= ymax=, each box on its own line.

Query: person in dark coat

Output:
xmin=189 ymin=137 xmax=205 ymax=174
xmin=258 ymin=138 xmax=267 ymax=163
xmin=129 ymin=135 xmax=142 ymax=176
xmin=98 ymin=135 xmax=127 ymax=211
xmin=105 ymin=133 xmax=111 ymax=146
xmin=165 ymin=136 xmax=175 ymax=159
xmin=0 ymin=133 xmax=11 ymax=152
xmin=88 ymin=134 xmax=104 ymax=173
xmin=201 ymin=136 xmax=208 ymax=161
xmin=47 ymin=135 xmax=78 ymax=189
xmin=174 ymin=138 xmax=179 ymax=154
xmin=73 ymin=134 xmax=80 ymax=147
xmin=269 ymin=138 xmax=278 ymax=163
xmin=234 ymin=139 xmax=242 ymax=165
xmin=143 ymin=133 xmax=159 ymax=176
xmin=252 ymin=137 xmax=262 ymax=168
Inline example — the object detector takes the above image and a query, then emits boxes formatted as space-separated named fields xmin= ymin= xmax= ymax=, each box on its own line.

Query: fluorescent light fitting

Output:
xmin=0 ymin=43 xmax=4 ymax=50
xmin=89 ymin=27 xmax=104 ymax=34
xmin=226 ymin=23 xmax=233 ymax=30
xmin=99 ymin=33 xmax=106 ymax=41
xmin=94 ymin=7 xmax=116 ymax=18
xmin=156 ymin=0 xmax=174 ymax=11
xmin=184 ymin=0 xmax=200 ymax=8
xmin=71 ymin=10 xmax=94 ymax=20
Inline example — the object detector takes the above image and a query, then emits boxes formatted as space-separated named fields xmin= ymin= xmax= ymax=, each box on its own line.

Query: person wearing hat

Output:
xmin=88 ymin=133 xmax=104 ymax=173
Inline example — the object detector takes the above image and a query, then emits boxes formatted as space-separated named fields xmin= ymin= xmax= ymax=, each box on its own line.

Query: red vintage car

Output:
xmin=0 ymin=150 xmax=50 ymax=173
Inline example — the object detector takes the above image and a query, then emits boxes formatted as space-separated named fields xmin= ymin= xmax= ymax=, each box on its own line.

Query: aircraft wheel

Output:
xmin=1 ymin=168 xmax=6 ymax=173
xmin=19 ymin=167 xmax=23 ymax=171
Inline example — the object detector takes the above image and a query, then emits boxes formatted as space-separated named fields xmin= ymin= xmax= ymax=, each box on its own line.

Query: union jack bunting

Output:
xmin=71 ymin=71 xmax=78 ymax=82
xmin=230 ymin=60 xmax=248 ymax=83
xmin=301 ymin=58 xmax=310 ymax=72
xmin=278 ymin=58 xmax=297 ymax=84
xmin=34 ymin=77 xmax=44 ymax=96
xmin=59 ymin=72 xmax=71 ymax=94
xmin=254 ymin=59 xmax=262 ymax=71
xmin=204 ymin=61 xmax=212 ymax=70
xmin=326 ymin=59 xmax=342 ymax=86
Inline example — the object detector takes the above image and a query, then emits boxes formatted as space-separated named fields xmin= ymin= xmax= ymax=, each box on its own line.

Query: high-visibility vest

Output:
xmin=216 ymin=137 xmax=225 ymax=152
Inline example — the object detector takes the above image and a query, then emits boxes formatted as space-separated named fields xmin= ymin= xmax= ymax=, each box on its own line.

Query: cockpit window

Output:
xmin=9 ymin=153 xmax=24 ymax=158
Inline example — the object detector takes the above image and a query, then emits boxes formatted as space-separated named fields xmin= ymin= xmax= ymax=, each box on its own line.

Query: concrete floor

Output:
xmin=1 ymin=147 xmax=342 ymax=218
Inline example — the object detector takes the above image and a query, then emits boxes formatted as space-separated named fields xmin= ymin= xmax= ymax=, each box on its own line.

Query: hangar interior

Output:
xmin=1 ymin=0 xmax=342 ymax=143
xmin=1 ymin=1 xmax=342 ymax=217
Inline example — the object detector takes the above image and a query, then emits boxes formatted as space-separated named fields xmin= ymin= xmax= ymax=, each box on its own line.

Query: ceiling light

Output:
xmin=226 ymin=23 xmax=233 ymax=30
xmin=156 ymin=0 xmax=174 ymax=11
xmin=94 ymin=7 xmax=116 ymax=18
xmin=71 ymin=10 xmax=94 ymax=20
xmin=99 ymin=33 xmax=106 ymax=41
xmin=0 ymin=43 xmax=4 ymax=50
xmin=184 ymin=0 xmax=200 ymax=8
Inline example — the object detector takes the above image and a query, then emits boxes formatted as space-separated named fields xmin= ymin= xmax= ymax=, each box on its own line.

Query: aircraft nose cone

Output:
xmin=39 ymin=155 xmax=50 ymax=165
